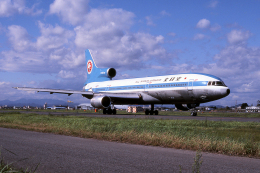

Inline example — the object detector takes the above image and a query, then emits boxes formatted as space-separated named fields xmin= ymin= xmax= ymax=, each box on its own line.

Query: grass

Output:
xmin=2 ymin=109 xmax=260 ymax=117
xmin=0 ymin=147 xmax=39 ymax=173
xmin=0 ymin=111 xmax=259 ymax=158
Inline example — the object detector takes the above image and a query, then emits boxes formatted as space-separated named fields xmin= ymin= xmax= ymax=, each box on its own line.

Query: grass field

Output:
xmin=2 ymin=109 xmax=260 ymax=118
xmin=0 ymin=111 xmax=259 ymax=158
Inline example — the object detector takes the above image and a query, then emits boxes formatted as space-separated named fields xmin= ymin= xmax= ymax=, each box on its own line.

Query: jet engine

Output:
xmin=175 ymin=103 xmax=200 ymax=111
xmin=175 ymin=104 xmax=189 ymax=111
xmin=107 ymin=68 xmax=116 ymax=78
xmin=99 ymin=68 xmax=116 ymax=79
xmin=187 ymin=103 xmax=200 ymax=109
xmin=90 ymin=96 xmax=111 ymax=109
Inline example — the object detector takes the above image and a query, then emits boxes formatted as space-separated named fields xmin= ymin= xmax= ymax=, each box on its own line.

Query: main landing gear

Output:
xmin=190 ymin=109 xmax=197 ymax=116
xmin=103 ymin=104 xmax=117 ymax=115
xmin=103 ymin=108 xmax=117 ymax=114
xmin=145 ymin=104 xmax=159 ymax=115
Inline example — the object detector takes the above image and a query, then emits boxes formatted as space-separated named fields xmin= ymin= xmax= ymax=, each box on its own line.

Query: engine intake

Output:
xmin=99 ymin=68 xmax=116 ymax=79
xmin=175 ymin=103 xmax=200 ymax=111
xmin=175 ymin=104 xmax=189 ymax=111
xmin=107 ymin=68 xmax=116 ymax=78
xmin=90 ymin=96 xmax=111 ymax=109
xmin=187 ymin=103 xmax=200 ymax=109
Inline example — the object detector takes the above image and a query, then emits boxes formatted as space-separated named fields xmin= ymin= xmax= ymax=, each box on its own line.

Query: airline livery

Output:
xmin=14 ymin=49 xmax=230 ymax=116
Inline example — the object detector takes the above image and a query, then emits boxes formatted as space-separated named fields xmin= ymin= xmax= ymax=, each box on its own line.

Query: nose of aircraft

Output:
xmin=226 ymin=88 xmax=230 ymax=95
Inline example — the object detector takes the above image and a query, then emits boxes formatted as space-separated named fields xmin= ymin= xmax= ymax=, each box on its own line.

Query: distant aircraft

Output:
xmin=14 ymin=49 xmax=230 ymax=116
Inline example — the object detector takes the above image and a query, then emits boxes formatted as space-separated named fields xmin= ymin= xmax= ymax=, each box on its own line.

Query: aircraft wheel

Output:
xmin=107 ymin=108 xmax=112 ymax=114
xmin=103 ymin=108 xmax=107 ymax=114
xmin=112 ymin=109 xmax=117 ymax=115
xmin=191 ymin=112 xmax=197 ymax=116
xmin=145 ymin=109 xmax=149 ymax=115
xmin=154 ymin=110 xmax=158 ymax=115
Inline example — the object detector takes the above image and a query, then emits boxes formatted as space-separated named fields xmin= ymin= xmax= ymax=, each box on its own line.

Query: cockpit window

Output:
xmin=216 ymin=81 xmax=223 ymax=86
xmin=208 ymin=81 xmax=226 ymax=86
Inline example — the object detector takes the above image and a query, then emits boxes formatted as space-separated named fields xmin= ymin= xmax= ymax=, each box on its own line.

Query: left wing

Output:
xmin=13 ymin=87 xmax=94 ymax=97
xmin=13 ymin=87 xmax=142 ymax=100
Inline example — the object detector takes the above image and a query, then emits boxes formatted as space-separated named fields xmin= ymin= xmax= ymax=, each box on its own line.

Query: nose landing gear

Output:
xmin=145 ymin=104 xmax=159 ymax=115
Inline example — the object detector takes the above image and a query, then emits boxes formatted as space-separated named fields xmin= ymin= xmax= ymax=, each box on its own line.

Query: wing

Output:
xmin=13 ymin=87 xmax=93 ymax=97
xmin=100 ymin=93 xmax=142 ymax=100
xmin=13 ymin=87 xmax=141 ymax=100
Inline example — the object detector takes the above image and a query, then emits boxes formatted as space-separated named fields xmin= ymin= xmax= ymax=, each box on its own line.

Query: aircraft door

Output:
xmin=188 ymin=79 xmax=195 ymax=99
xmin=106 ymin=85 xmax=111 ymax=91
xmin=188 ymin=79 xmax=194 ymax=91
xmin=144 ymin=83 xmax=149 ymax=92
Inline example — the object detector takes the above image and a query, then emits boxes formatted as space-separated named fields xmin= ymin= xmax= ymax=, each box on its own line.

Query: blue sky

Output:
xmin=0 ymin=0 xmax=260 ymax=106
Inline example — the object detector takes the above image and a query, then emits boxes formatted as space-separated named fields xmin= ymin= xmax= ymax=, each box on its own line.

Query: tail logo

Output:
xmin=87 ymin=60 xmax=93 ymax=74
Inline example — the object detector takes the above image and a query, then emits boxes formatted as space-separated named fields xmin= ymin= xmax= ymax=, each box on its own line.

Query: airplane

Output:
xmin=14 ymin=49 xmax=230 ymax=116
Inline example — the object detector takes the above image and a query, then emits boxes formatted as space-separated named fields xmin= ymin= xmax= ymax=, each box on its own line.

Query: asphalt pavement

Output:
xmin=0 ymin=127 xmax=259 ymax=173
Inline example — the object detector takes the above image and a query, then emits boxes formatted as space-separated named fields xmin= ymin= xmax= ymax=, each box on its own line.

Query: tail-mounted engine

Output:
xmin=90 ymin=96 xmax=111 ymax=109
xmin=99 ymin=68 xmax=116 ymax=79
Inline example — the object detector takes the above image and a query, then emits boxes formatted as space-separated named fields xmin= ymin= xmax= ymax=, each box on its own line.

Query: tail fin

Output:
xmin=84 ymin=49 xmax=116 ymax=84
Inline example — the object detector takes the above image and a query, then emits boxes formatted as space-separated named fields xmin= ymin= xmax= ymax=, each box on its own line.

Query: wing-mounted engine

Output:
xmin=90 ymin=95 xmax=111 ymax=109
xmin=99 ymin=68 xmax=116 ymax=80
xmin=175 ymin=103 xmax=200 ymax=111
xmin=175 ymin=104 xmax=189 ymax=111
xmin=187 ymin=103 xmax=200 ymax=109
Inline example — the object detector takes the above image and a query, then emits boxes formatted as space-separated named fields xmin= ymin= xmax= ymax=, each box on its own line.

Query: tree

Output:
xmin=257 ymin=100 xmax=260 ymax=106
xmin=241 ymin=103 xmax=249 ymax=109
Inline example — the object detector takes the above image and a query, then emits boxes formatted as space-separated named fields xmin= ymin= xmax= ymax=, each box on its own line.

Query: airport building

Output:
xmin=246 ymin=106 xmax=260 ymax=112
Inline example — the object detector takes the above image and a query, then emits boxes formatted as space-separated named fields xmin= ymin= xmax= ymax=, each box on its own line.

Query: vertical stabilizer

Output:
xmin=84 ymin=49 xmax=116 ymax=84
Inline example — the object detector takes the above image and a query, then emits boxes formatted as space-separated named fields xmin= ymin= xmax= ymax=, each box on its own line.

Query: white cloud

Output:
xmin=58 ymin=70 xmax=76 ymax=78
xmin=145 ymin=16 xmax=155 ymax=26
xmin=196 ymin=19 xmax=210 ymax=29
xmin=168 ymin=32 xmax=176 ymax=37
xmin=193 ymin=33 xmax=207 ymax=40
xmin=7 ymin=25 xmax=34 ymax=52
xmin=2 ymin=23 xmax=81 ymax=73
xmin=196 ymin=19 xmax=221 ymax=32
xmin=0 ymin=0 xmax=41 ymax=17
xmin=210 ymin=24 xmax=221 ymax=31
xmin=49 ymin=0 xmax=89 ymax=25
xmin=204 ymin=43 xmax=260 ymax=95
xmin=227 ymin=30 xmax=251 ymax=44
xmin=83 ymin=8 xmax=134 ymax=30
xmin=208 ymin=1 xmax=219 ymax=8
xmin=160 ymin=10 xmax=170 ymax=16
xmin=0 ymin=81 xmax=10 ymax=85
xmin=1 ymin=5 xmax=168 ymax=76
xmin=236 ymin=81 xmax=258 ymax=93
xmin=74 ymin=8 xmax=167 ymax=69
xmin=36 ymin=22 xmax=74 ymax=50
xmin=0 ymin=50 xmax=46 ymax=72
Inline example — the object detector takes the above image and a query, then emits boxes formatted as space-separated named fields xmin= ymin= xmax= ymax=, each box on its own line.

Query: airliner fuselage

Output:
xmin=85 ymin=73 xmax=229 ymax=106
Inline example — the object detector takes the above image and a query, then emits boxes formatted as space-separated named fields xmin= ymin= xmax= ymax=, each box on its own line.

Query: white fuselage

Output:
xmin=84 ymin=73 xmax=230 ymax=105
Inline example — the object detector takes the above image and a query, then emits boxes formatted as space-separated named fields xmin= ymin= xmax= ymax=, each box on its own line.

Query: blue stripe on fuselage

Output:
xmin=90 ymin=81 xmax=208 ymax=93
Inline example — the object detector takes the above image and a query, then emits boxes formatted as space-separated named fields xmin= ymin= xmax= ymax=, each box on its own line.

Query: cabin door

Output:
xmin=144 ymin=83 xmax=149 ymax=92
xmin=188 ymin=79 xmax=194 ymax=91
